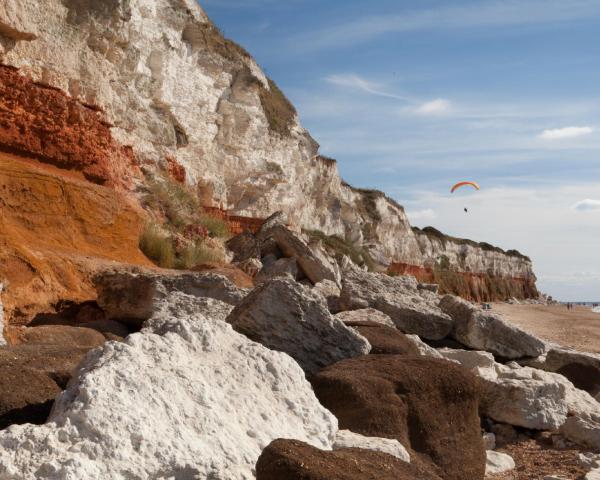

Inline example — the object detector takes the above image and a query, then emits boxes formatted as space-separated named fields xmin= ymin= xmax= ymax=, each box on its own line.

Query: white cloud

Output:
xmin=539 ymin=126 xmax=593 ymax=140
xmin=414 ymin=99 xmax=452 ymax=115
xmin=573 ymin=199 xmax=600 ymax=211
xmin=406 ymin=208 xmax=436 ymax=221
xmin=324 ymin=74 xmax=409 ymax=101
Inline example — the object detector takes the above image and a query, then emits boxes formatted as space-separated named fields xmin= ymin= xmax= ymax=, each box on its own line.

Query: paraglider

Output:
xmin=451 ymin=181 xmax=480 ymax=213
xmin=450 ymin=181 xmax=480 ymax=193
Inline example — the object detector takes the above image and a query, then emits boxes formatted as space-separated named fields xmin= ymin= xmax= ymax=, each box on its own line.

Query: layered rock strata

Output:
xmin=0 ymin=0 xmax=538 ymax=302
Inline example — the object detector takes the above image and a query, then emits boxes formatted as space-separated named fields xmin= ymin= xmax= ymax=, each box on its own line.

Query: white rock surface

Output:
xmin=483 ymin=432 xmax=496 ymax=450
xmin=227 ymin=278 xmax=370 ymax=376
xmin=586 ymin=469 xmax=600 ymax=480
xmin=0 ymin=283 xmax=6 ymax=346
xmin=334 ymin=308 xmax=395 ymax=328
xmin=436 ymin=348 xmax=600 ymax=431
xmin=333 ymin=430 xmax=410 ymax=463
xmin=339 ymin=270 xmax=453 ymax=340
xmin=485 ymin=450 xmax=516 ymax=475
xmin=255 ymin=257 xmax=298 ymax=285
xmin=439 ymin=295 xmax=546 ymax=359
xmin=560 ymin=412 xmax=600 ymax=450
xmin=0 ymin=295 xmax=337 ymax=479
xmin=405 ymin=334 xmax=445 ymax=359
xmin=578 ymin=452 xmax=600 ymax=469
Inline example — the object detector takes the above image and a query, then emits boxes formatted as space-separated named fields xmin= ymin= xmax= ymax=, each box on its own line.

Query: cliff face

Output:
xmin=390 ymin=228 xmax=538 ymax=301
xmin=0 ymin=0 xmax=537 ymax=303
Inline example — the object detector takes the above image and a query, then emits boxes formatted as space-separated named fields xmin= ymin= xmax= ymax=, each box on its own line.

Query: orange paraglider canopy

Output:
xmin=450 ymin=181 xmax=480 ymax=193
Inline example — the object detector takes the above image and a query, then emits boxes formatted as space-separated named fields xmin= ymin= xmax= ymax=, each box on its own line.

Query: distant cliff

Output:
xmin=0 ymin=0 xmax=537 ymax=303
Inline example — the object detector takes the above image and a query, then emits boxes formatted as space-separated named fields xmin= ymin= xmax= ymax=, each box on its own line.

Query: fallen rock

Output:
xmin=333 ymin=429 xmax=410 ymax=462
xmin=405 ymin=334 xmax=446 ymax=359
xmin=483 ymin=432 xmax=496 ymax=450
xmin=539 ymin=347 xmax=600 ymax=396
xmin=485 ymin=450 xmax=516 ymax=475
xmin=255 ymin=257 xmax=298 ymax=284
xmin=587 ymin=470 xmax=600 ymax=480
xmin=334 ymin=308 xmax=395 ymax=327
xmin=15 ymin=325 xmax=106 ymax=349
xmin=96 ymin=270 xmax=247 ymax=326
xmin=312 ymin=355 xmax=485 ymax=480
xmin=313 ymin=280 xmax=341 ymax=313
xmin=439 ymin=295 xmax=546 ymax=359
xmin=0 ymin=366 xmax=60 ymax=429
xmin=418 ymin=283 xmax=439 ymax=293
xmin=256 ymin=439 xmax=442 ymax=480
xmin=578 ymin=452 xmax=600 ymax=469
xmin=436 ymin=348 xmax=600 ymax=432
xmin=226 ymin=231 xmax=260 ymax=263
xmin=236 ymin=258 xmax=263 ymax=278
xmin=192 ymin=263 xmax=254 ymax=289
xmin=227 ymin=278 xmax=370 ymax=376
xmin=339 ymin=270 xmax=453 ymax=340
xmin=0 ymin=303 xmax=337 ymax=478
xmin=0 ymin=344 xmax=96 ymax=389
xmin=560 ymin=413 xmax=600 ymax=450
xmin=268 ymin=225 xmax=340 ymax=285
xmin=345 ymin=321 xmax=421 ymax=355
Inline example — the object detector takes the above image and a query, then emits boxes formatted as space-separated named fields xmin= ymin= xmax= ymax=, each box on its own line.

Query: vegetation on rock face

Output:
xmin=139 ymin=171 xmax=230 ymax=269
xmin=414 ymin=226 xmax=531 ymax=261
xmin=258 ymin=78 xmax=297 ymax=137
xmin=305 ymin=230 xmax=375 ymax=271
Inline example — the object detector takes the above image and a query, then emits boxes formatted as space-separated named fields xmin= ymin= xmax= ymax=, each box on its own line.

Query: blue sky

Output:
xmin=202 ymin=0 xmax=600 ymax=301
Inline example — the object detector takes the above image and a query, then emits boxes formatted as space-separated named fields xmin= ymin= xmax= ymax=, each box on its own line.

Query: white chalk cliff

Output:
xmin=0 ymin=0 xmax=536 ymax=296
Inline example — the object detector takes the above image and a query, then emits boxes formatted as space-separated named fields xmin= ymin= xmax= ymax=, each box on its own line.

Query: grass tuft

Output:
xmin=139 ymin=223 xmax=176 ymax=269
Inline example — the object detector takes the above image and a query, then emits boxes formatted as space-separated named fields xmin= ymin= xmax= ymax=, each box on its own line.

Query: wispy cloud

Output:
xmin=539 ymin=126 xmax=593 ymax=140
xmin=573 ymin=199 xmax=600 ymax=211
xmin=324 ymin=74 xmax=410 ymax=101
xmin=414 ymin=99 xmax=452 ymax=116
xmin=288 ymin=0 xmax=600 ymax=52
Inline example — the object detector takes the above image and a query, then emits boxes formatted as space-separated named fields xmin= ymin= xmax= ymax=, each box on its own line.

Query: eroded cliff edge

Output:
xmin=0 ymin=0 xmax=537 ymax=305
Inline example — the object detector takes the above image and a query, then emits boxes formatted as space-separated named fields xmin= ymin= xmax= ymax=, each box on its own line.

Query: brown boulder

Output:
xmin=15 ymin=325 xmax=107 ymax=349
xmin=256 ymin=439 xmax=442 ymax=480
xmin=0 ymin=366 xmax=61 ymax=429
xmin=346 ymin=321 xmax=421 ymax=355
xmin=312 ymin=355 xmax=485 ymax=480
xmin=226 ymin=232 xmax=260 ymax=263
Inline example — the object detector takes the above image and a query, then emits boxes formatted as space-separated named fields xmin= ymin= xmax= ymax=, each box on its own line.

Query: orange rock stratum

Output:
xmin=0 ymin=152 xmax=151 ymax=325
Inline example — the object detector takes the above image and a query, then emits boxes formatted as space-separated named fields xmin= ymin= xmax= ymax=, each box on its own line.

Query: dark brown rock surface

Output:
xmin=256 ymin=439 xmax=442 ymax=480
xmin=312 ymin=355 xmax=486 ymax=480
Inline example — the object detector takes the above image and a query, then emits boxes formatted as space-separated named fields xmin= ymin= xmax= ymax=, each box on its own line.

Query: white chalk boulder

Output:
xmin=485 ymin=451 xmax=516 ymax=475
xmin=439 ymin=295 xmax=546 ymax=359
xmin=0 ymin=296 xmax=337 ymax=479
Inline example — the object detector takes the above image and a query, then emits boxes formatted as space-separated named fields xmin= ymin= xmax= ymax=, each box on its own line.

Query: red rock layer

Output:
xmin=166 ymin=155 xmax=186 ymax=184
xmin=0 ymin=152 xmax=151 ymax=326
xmin=388 ymin=262 xmax=539 ymax=302
xmin=203 ymin=206 xmax=265 ymax=235
xmin=0 ymin=65 xmax=136 ymax=187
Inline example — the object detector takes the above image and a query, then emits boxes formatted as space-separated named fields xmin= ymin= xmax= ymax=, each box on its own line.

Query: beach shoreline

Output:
xmin=491 ymin=303 xmax=600 ymax=354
